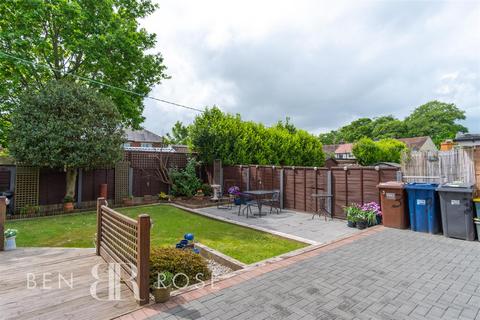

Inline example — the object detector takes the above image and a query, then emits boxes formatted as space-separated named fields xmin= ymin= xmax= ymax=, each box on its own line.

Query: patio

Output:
xmin=194 ymin=205 xmax=361 ymax=245
xmin=0 ymin=247 xmax=139 ymax=320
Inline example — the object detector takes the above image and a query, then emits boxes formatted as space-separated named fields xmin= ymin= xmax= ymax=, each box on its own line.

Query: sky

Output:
xmin=141 ymin=0 xmax=480 ymax=136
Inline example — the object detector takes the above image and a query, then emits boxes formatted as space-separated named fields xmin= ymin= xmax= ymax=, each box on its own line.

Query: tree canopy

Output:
xmin=189 ymin=107 xmax=325 ymax=166
xmin=319 ymin=101 xmax=467 ymax=145
xmin=0 ymin=0 xmax=168 ymax=146
xmin=9 ymin=80 xmax=124 ymax=198
xmin=164 ymin=121 xmax=189 ymax=145
xmin=352 ymin=138 xmax=407 ymax=166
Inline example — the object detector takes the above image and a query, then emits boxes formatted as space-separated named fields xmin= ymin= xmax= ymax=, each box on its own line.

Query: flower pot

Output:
xmin=5 ymin=236 xmax=16 ymax=250
xmin=152 ymin=287 xmax=171 ymax=303
xmin=347 ymin=220 xmax=356 ymax=228
xmin=356 ymin=220 xmax=367 ymax=230
xmin=63 ymin=202 xmax=74 ymax=213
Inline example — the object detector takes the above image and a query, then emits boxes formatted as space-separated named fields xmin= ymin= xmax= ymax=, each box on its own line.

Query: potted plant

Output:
xmin=63 ymin=196 xmax=74 ymax=213
xmin=361 ymin=202 xmax=382 ymax=225
xmin=123 ymin=195 xmax=134 ymax=206
xmin=345 ymin=204 xmax=361 ymax=228
xmin=4 ymin=229 xmax=17 ymax=250
xmin=356 ymin=212 xmax=368 ymax=230
xmin=150 ymin=271 xmax=173 ymax=303
xmin=158 ymin=192 xmax=170 ymax=202
xmin=228 ymin=186 xmax=242 ymax=205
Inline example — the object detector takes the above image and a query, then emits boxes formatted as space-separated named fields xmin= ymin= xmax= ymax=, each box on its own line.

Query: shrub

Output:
xmin=150 ymin=247 xmax=211 ymax=288
xmin=201 ymin=184 xmax=213 ymax=197
xmin=352 ymin=138 xmax=406 ymax=166
xmin=169 ymin=158 xmax=202 ymax=197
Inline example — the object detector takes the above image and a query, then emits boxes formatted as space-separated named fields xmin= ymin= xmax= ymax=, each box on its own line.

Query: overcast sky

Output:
xmin=141 ymin=0 xmax=479 ymax=136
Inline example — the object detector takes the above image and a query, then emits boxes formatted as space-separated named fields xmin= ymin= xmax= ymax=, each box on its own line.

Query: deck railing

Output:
xmin=96 ymin=198 xmax=150 ymax=305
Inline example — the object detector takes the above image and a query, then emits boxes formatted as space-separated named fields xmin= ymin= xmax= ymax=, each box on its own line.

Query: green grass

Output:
xmin=6 ymin=205 xmax=307 ymax=264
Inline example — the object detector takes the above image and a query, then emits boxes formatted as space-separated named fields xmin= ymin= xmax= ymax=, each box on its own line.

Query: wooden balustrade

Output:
xmin=96 ymin=197 xmax=150 ymax=305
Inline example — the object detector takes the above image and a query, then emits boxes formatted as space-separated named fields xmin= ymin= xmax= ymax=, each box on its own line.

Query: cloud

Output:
xmin=141 ymin=0 xmax=480 ymax=136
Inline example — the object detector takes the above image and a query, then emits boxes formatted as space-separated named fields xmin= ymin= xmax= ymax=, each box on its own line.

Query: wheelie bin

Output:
xmin=405 ymin=183 xmax=441 ymax=234
xmin=377 ymin=181 xmax=409 ymax=229
xmin=436 ymin=183 xmax=475 ymax=241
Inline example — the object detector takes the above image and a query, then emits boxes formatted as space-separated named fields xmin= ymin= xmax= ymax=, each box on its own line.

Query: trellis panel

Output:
xmin=15 ymin=166 xmax=39 ymax=210
xmin=115 ymin=161 xmax=130 ymax=202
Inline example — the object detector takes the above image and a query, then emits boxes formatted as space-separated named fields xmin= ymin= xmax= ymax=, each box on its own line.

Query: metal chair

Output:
xmin=237 ymin=193 xmax=258 ymax=218
xmin=261 ymin=190 xmax=281 ymax=214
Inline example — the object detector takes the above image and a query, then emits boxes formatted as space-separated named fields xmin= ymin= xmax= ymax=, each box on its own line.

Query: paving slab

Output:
xmin=144 ymin=229 xmax=480 ymax=320
xmin=195 ymin=206 xmax=360 ymax=244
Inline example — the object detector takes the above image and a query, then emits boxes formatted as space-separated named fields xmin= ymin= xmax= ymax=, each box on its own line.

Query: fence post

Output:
xmin=246 ymin=167 xmax=250 ymax=191
xmin=280 ymin=168 xmax=284 ymax=210
xmin=0 ymin=196 xmax=6 ymax=251
xmin=96 ymin=197 xmax=106 ymax=256
xmin=137 ymin=214 xmax=151 ymax=305
xmin=327 ymin=171 xmax=332 ymax=215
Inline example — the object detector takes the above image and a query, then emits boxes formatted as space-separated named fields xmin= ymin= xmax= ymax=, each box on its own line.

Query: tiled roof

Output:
xmin=397 ymin=136 xmax=430 ymax=150
xmin=335 ymin=143 xmax=354 ymax=154
xmin=125 ymin=129 xmax=163 ymax=143
xmin=322 ymin=144 xmax=338 ymax=154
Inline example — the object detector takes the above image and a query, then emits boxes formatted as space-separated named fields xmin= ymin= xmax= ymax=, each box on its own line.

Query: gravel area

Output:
xmin=207 ymin=259 xmax=233 ymax=278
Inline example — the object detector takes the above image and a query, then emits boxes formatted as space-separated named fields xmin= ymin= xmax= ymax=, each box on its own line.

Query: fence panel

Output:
xmin=402 ymin=149 xmax=476 ymax=185
xmin=96 ymin=198 xmax=150 ymax=305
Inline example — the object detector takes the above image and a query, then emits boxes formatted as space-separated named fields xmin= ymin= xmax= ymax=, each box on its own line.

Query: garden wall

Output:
xmin=218 ymin=165 xmax=399 ymax=219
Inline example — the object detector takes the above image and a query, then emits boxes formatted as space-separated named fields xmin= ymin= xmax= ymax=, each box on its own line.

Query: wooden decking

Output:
xmin=0 ymin=248 xmax=140 ymax=320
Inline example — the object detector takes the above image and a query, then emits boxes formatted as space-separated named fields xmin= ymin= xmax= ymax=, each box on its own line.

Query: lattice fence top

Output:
xmin=124 ymin=151 xmax=189 ymax=169
xmin=115 ymin=161 xmax=130 ymax=202
xmin=15 ymin=166 xmax=39 ymax=210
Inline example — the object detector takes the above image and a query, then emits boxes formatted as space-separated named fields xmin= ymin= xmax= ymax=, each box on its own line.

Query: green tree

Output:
xmin=352 ymin=138 xmax=381 ymax=166
xmin=352 ymin=138 xmax=407 ymax=166
xmin=165 ymin=121 xmax=190 ymax=145
xmin=337 ymin=118 xmax=373 ymax=142
xmin=404 ymin=101 xmax=468 ymax=145
xmin=189 ymin=107 xmax=325 ymax=166
xmin=0 ymin=0 xmax=168 ymax=146
xmin=9 ymin=81 xmax=124 ymax=200
xmin=318 ymin=130 xmax=339 ymax=145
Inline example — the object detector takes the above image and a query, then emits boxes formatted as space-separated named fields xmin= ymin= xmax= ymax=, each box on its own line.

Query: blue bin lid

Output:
xmin=405 ymin=183 xmax=439 ymax=191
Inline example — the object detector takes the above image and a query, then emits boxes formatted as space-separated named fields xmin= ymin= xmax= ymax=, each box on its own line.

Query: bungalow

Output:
xmin=397 ymin=136 xmax=437 ymax=152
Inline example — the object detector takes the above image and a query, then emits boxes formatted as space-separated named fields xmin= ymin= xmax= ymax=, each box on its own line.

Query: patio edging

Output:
xmin=115 ymin=225 xmax=385 ymax=320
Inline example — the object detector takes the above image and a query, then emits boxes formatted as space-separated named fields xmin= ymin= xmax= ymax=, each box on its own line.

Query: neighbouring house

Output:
xmin=453 ymin=133 xmax=480 ymax=148
xmin=124 ymin=129 xmax=163 ymax=148
xmin=334 ymin=143 xmax=355 ymax=159
xmin=397 ymin=136 xmax=437 ymax=152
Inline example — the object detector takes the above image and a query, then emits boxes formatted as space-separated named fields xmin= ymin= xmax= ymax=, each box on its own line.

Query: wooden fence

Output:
xmin=402 ymin=148 xmax=476 ymax=185
xmin=220 ymin=165 xmax=399 ymax=219
xmin=96 ymin=198 xmax=150 ymax=305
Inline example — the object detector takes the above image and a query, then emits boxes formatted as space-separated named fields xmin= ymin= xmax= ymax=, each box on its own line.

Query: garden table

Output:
xmin=311 ymin=193 xmax=333 ymax=220
xmin=243 ymin=190 xmax=277 ymax=216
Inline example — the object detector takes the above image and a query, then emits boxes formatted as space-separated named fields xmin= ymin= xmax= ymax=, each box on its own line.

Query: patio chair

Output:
xmin=237 ymin=193 xmax=258 ymax=218
xmin=261 ymin=190 xmax=281 ymax=214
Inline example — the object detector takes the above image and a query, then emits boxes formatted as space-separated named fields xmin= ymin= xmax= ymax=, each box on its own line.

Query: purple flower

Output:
xmin=228 ymin=186 xmax=240 ymax=195
xmin=361 ymin=202 xmax=382 ymax=216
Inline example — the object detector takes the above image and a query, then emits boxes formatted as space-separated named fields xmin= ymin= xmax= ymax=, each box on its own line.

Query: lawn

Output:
xmin=6 ymin=205 xmax=307 ymax=264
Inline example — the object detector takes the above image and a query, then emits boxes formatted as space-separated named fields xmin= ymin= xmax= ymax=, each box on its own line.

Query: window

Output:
xmin=123 ymin=142 xmax=131 ymax=148
xmin=141 ymin=143 xmax=153 ymax=148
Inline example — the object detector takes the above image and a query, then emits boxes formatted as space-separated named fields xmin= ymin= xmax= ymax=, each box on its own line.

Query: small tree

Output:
xmin=169 ymin=158 xmax=202 ymax=197
xmin=9 ymin=81 xmax=124 ymax=200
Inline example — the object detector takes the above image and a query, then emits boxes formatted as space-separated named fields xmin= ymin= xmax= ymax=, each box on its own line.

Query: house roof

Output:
xmin=322 ymin=144 xmax=338 ymax=154
xmin=335 ymin=143 xmax=354 ymax=154
xmin=125 ymin=129 xmax=163 ymax=143
xmin=454 ymin=133 xmax=480 ymax=142
xmin=397 ymin=136 xmax=430 ymax=150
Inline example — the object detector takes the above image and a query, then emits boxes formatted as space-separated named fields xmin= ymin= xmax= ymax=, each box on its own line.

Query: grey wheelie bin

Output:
xmin=436 ymin=183 xmax=475 ymax=241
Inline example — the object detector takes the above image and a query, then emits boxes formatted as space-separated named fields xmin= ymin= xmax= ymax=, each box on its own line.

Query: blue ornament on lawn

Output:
xmin=180 ymin=239 xmax=189 ymax=245
xmin=184 ymin=233 xmax=194 ymax=241
xmin=193 ymin=248 xmax=200 ymax=254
